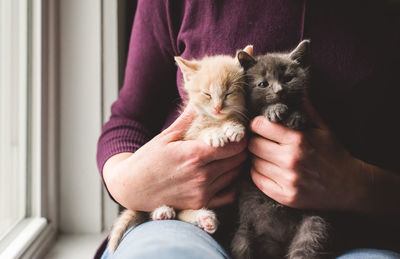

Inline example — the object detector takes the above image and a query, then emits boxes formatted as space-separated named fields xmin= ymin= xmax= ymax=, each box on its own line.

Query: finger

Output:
xmin=195 ymin=137 xmax=248 ymax=164
xmin=162 ymin=105 xmax=196 ymax=141
xmin=252 ymin=156 xmax=281 ymax=179
xmin=203 ymin=151 xmax=247 ymax=183
xmin=250 ymin=167 xmax=282 ymax=199
xmin=207 ymin=187 xmax=237 ymax=208
xmin=252 ymin=156 xmax=298 ymax=186
xmin=248 ymin=135 xmax=283 ymax=165
xmin=250 ymin=116 xmax=301 ymax=145
xmin=209 ymin=166 xmax=241 ymax=197
xmin=303 ymin=95 xmax=328 ymax=130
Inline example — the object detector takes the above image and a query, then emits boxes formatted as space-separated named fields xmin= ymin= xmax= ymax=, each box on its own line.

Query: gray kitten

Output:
xmin=232 ymin=40 xmax=330 ymax=259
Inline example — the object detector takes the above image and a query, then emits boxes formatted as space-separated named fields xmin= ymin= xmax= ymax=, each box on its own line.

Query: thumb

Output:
xmin=303 ymin=94 xmax=328 ymax=130
xmin=161 ymin=105 xmax=196 ymax=141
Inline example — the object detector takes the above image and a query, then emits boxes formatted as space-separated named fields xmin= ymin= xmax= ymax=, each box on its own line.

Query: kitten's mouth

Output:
xmin=212 ymin=111 xmax=227 ymax=118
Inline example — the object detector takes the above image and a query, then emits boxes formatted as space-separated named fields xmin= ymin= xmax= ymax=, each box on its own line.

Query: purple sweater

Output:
xmin=97 ymin=0 xmax=400 ymax=252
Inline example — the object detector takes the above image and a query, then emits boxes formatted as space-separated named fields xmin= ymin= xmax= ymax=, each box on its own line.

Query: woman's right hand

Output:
xmin=102 ymin=106 xmax=247 ymax=212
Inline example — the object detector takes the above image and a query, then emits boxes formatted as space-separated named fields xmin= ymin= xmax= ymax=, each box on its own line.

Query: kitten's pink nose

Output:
xmin=214 ymin=105 xmax=222 ymax=113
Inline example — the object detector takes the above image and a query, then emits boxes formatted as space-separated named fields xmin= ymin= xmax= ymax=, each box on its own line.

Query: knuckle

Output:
xmin=285 ymin=148 xmax=302 ymax=169
xmin=285 ymin=172 xmax=299 ymax=186
xmin=284 ymin=187 xmax=305 ymax=208
xmin=284 ymin=189 xmax=299 ymax=206
xmin=285 ymin=155 xmax=299 ymax=169
xmin=290 ymin=132 xmax=304 ymax=146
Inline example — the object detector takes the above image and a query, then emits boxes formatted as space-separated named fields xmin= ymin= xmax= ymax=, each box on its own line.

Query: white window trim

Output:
xmin=101 ymin=0 xmax=120 ymax=231
xmin=58 ymin=0 xmax=121 ymax=234
xmin=2 ymin=0 xmax=128 ymax=257
xmin=0 ymin=0 xmax=59 ymax=258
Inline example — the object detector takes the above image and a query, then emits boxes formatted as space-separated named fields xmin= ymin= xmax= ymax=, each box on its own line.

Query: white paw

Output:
xmin=197 ymin=209 xmax=218 ymax=234
xmin=224 ymin=124 xmax=245 ymax=142
xmin=151 ymin=205 xmax=176 ymax=221
xmin=202 ymin=131 xmax=228 ymax=147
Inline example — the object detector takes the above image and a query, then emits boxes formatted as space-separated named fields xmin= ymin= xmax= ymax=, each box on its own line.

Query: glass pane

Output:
xmin=0 ymin=0 xmax=28 ymax=240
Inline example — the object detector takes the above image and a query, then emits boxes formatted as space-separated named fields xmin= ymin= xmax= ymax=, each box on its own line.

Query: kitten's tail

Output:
xmin=108 ymin=209 xmax=147 ymax=253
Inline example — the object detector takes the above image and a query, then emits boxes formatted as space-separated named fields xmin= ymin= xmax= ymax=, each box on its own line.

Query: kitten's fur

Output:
xmin=107 ymin=47 xmax=251 ymax=253
xmin=232 ymin=40 xmax=330 ymax=259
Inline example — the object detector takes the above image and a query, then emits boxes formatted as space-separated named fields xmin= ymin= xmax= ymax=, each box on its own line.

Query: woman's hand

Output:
xmin=103 ymin=106 xmax=247 ymax=212
xmin=248 ymin=100 xmax=372 ymax=212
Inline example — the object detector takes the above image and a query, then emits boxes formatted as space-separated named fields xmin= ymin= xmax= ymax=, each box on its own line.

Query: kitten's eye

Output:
xmin=257 ymin=81 xmax=269 ymax=88
xmin=202 ymin=92 xmax=211 ymax=99
xmin=225 ymin=92 xmax=233 ymax=98
xmin=283 ymin=75 xmax=293 ymax=83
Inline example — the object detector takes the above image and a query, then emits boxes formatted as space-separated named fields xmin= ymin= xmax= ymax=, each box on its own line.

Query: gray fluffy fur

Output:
xmin=232 ymin=40 xmax=330 ymax=259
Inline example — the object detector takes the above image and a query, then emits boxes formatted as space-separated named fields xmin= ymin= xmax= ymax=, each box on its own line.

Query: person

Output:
xmin=96 ymin=0 xmax=400 ymax=258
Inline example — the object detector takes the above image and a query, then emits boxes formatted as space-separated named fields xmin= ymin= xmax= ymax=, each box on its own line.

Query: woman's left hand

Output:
xmin=248 ymin=101 xmax=370 ymax=212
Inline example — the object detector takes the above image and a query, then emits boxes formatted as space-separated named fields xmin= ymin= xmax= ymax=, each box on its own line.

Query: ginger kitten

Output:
xmin=108 ymin=46 xmax=252 ymax=253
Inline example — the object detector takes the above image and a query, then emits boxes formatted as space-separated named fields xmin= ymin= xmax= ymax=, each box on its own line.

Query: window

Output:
xmin=0 ymin=0 xmax=29 ymax=241
xmin=0 ymin=0 xmax=57 ymax=257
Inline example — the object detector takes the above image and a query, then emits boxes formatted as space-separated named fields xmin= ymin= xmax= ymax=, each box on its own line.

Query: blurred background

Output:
xmin=0 ymin=0 xmax=136 ymax=258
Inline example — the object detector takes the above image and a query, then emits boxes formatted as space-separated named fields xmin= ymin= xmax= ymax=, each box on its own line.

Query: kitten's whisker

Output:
xmin=232 ymin=107 xmax=249 ymax=121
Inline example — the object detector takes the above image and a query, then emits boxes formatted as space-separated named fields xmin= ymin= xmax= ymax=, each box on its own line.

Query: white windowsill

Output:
xmin=0 ymin=218 xmax=47 ymax=258
xmin=43 ymin=232 xmax=108 ymax=259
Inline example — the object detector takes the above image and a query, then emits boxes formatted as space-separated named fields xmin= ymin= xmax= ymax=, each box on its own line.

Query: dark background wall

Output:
xmin=118 ymin=0 xmax=137 ymax=89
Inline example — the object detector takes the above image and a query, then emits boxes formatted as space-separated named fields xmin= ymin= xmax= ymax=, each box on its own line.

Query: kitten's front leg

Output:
xmin=200 ymin=127 xmax=229 ymax=147
xmin=285 ymin=111 xmax=306 ymax=130
xmin=223 ymin=122 xmax=245 ymax=143
xmin=151 ymin=205 xmax=176 ymax=221
xmin=263 ymin=103 xmax=289 ymax=122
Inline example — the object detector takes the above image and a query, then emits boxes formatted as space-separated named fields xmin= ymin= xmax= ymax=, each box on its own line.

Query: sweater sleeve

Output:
xmin=96 ymin=0 xmax=180 ymax=176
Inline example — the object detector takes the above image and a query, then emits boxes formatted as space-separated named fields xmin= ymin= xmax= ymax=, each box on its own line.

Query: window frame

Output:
xmin=0 ymin=0 xmax=58 ymax=257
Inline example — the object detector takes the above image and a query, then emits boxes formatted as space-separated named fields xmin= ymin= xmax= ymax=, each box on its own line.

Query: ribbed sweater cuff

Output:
xmin=96 ymin=118 xmax=151 ymax=177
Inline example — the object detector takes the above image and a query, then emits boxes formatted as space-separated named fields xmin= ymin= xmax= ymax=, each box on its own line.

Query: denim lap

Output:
xmin=337 ymin=249 xmax=400 ymax=259
xmin=101 ymin=220 xmax=230 ymax=259
xmin=101 ymin=220 xmax=400 ymax=259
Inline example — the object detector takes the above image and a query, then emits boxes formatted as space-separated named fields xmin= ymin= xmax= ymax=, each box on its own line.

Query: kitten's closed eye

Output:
xmin=258 ymin=81 xmax=269 ymax=88
xmin=202 ymin=92 xmax=211 ymax=99
xmin=225 ymin=92 xmax=233 ymax=98
xmin=283 ymin=75 xmax=293 ymax=83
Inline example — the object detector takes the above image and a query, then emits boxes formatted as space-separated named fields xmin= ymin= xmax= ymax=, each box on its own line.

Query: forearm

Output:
xmin=102 ymin=152 xmax=145 ymax=210
xmin=102 ymin=151 xmax=168 ymax=212
xmin=355 ymin=159 xmax=400 ymax=220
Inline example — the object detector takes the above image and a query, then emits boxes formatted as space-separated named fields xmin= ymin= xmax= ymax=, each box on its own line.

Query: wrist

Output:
xmin=347 ymin=157 xmax=400 ymax=218
xmin=345 ymin=157 xmax=375 ymax=214
xmin=102 ymin=152 xmax=134 ymax=205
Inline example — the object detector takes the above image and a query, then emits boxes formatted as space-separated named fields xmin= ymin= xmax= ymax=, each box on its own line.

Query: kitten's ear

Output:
xmin=237 ymin=46 xmax=256 ymax=70
xmin=243 ymin=45 xmax=253 ymax=56
xmin=289 ymin=40 xmax=310 ymax=65
xmin=174 ymin=56 xmax=199 ymax=83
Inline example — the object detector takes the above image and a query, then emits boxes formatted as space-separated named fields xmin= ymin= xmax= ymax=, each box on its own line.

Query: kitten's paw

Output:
xmin=202 ymin=131 xmax=228 ymax=147
xmin=264 ymin=103 xmax=289 ymax=122
xmin=286 ymin=111 xmax=306 ymax=130
xmin=151 ymin=205 xmax=176 ymax=221
xmin=223 ymin=124 xmax=245 ymax=142
xmin=197 ymin=209 xmax=218 ymax=234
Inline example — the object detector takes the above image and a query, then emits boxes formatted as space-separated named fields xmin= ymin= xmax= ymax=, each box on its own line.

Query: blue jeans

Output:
xmin=101 ymin=220 xmax=400 ymax=259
